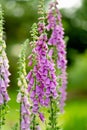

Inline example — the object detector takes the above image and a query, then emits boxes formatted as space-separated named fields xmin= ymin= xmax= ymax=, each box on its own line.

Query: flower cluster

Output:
xmin=0 ymin=0 xmax=67 ymax=130
xmin=27 ymin=0 xmax=58 ymax=123
xmin=17 ymin=0 xmax=67 ymax=129
xmin=17 ymin=39 xmax=31 ymax=130
xmin=46 ymin=0 xmax=67 ymax=112
xmin=0 ymin=4 xmax=10 ymax=106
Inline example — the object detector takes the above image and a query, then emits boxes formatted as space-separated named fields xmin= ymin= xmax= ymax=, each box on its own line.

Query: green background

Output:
xmin=0 ymin=0 xmax=87 ymax=129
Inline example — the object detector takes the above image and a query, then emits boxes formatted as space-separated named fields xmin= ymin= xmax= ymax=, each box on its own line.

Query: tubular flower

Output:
xmin=0 ymin=4 xmax=10 ymax=105
xmin=34 ymin=33 xmax=58 ymax=104
xmin=27 ymin=0 xmax=58 ymax=120
xmin=17 ymin=39 xmax=31 ymax=130
xmin=46 ymin=0 xmax=67 ymax=112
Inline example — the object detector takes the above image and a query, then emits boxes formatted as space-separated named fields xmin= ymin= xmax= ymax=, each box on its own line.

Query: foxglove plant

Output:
xmin=0 ymin=0 xmax=67 ymax=130
xmin=46 ymin=0 xmax=67 ymax=113
xmin=0 ymin=4 xmax=10 ymax=128
xmin=17 ymin=39 xmax=31 ymax=130
xmin=45 ymin=0 xmax=67 ymax=129
xmin=27 ymin=0 xmax=58 ymax=126
xmin=27 ymin=23 xmax=42 ymax=130
xmin=27 ymin=0 xmax=67 ymax=129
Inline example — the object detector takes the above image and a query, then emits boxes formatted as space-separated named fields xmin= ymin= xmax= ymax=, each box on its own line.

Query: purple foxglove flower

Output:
xmin=44 ymin=98 xmax=50 ymax=106
xmin=27 ymin=1 xmax=58 ymax=124
xmin=26 ymin=71 xmax=32 ymax=80
xmin=27 ymin=23 xmax=58 ymax=124
xmin=39 ymin=113 xmax=45 ymax=122
xmin=0 ymin=20 xmax=10 ymax=105
xmin=46 ymin=0 xmax=67 ymax=112
xmin=0 ymin=93 xmax=4 ymax=105
xmin=20 ymin=96 xmax=31 ymax=130
xmin=0 ymin=6 xmax=10 ymax=129
xmin=48 ymin=49 xmax=53 ymax=58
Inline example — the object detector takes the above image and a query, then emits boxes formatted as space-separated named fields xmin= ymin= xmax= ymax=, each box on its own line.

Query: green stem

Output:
xmin=50 ymin=97 xmax=55 ymax=129
xmin=20 ymin=103 xmax=21 ymax=130
xmin=2 ymin=102 xmax=7 ymax=126
xmin=50 ymin=97 xmax=60 ymax=130
xmin=32 ymin=115 xmax=36 ymax=130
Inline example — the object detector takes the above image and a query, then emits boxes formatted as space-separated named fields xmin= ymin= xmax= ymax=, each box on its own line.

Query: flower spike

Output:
xmin=17 ymin=39 xmax=31 ymax=130
xmin=0 ymin=4 xmax=10 ymax=128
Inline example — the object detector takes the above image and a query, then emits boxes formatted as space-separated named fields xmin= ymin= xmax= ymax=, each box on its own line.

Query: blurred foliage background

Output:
xmin=0 ymin=0 xmax=87 ymax=130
